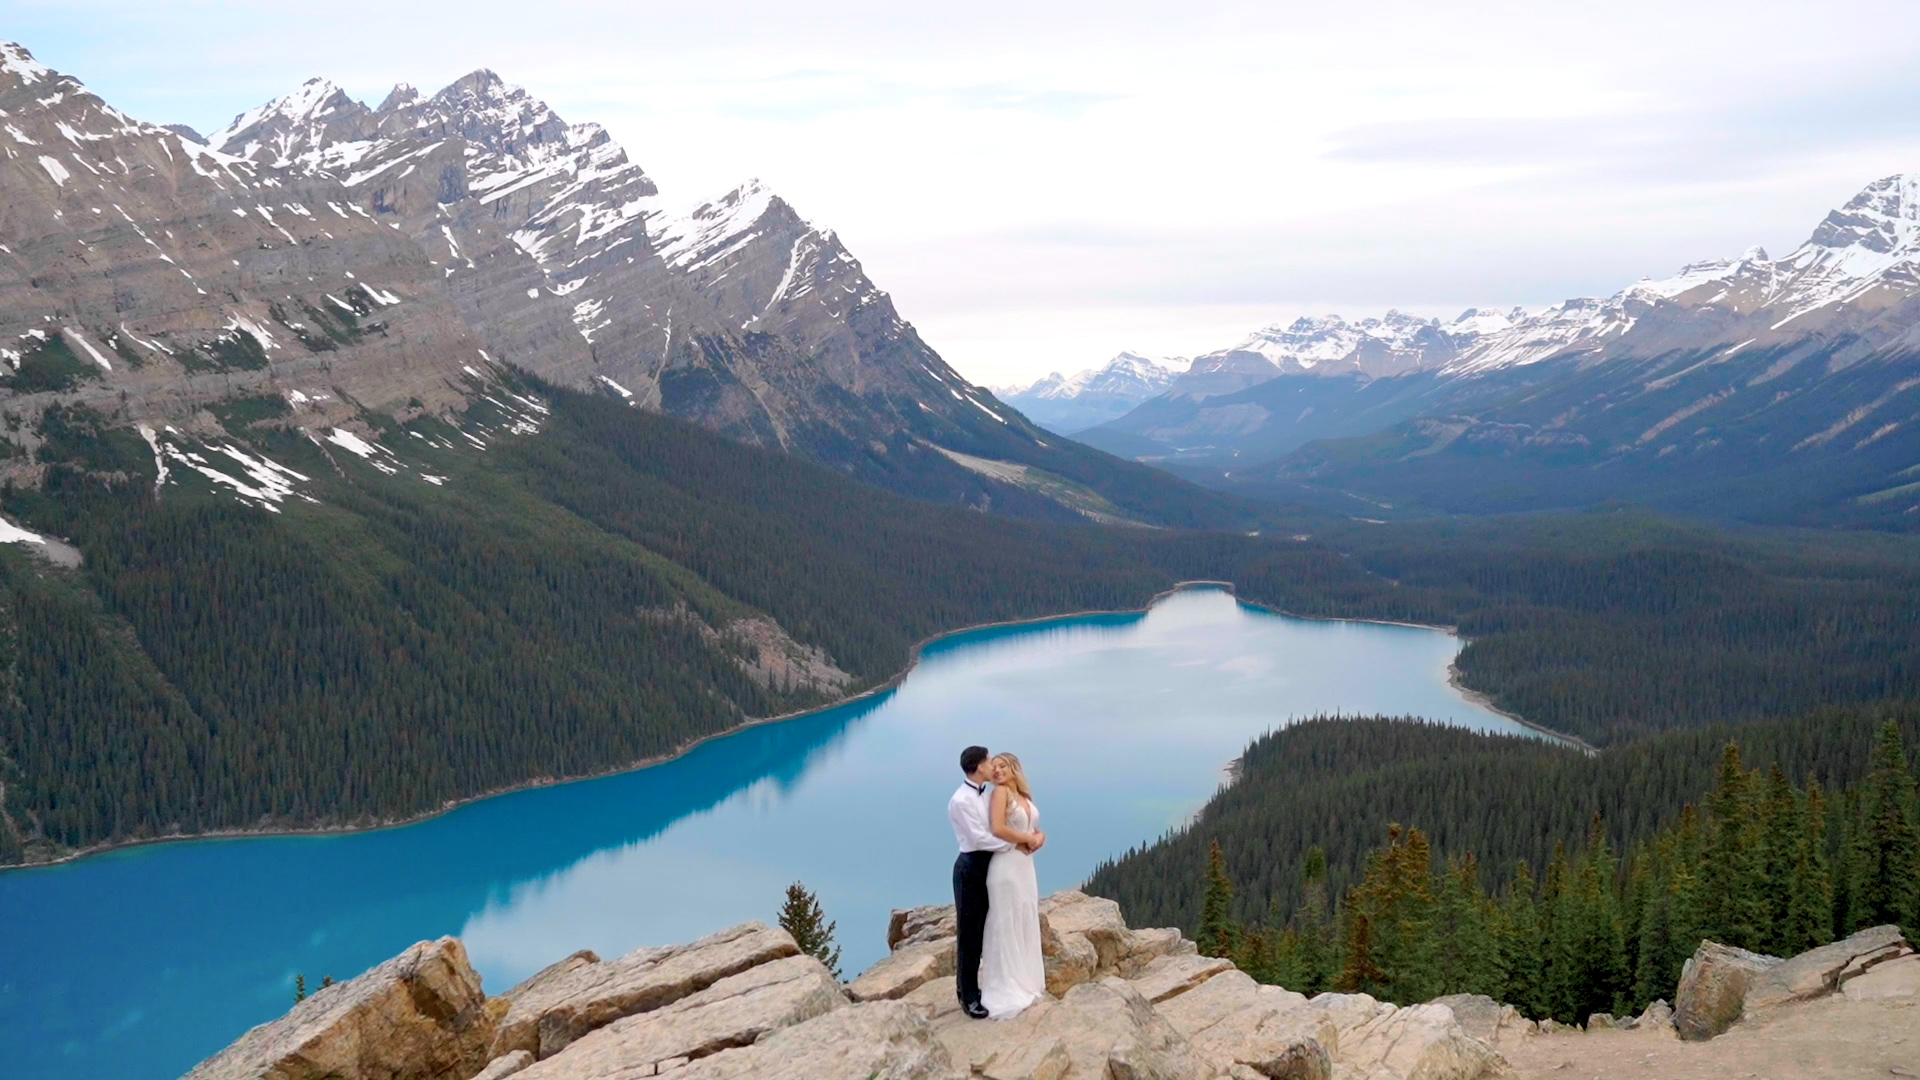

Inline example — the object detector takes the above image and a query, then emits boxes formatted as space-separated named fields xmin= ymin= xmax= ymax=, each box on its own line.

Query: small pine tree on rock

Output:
xmin=778 ymin=882 xmax=842 ymax=980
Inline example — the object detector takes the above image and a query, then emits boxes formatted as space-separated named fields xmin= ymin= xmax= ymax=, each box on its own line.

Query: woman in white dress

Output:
xmin=979 ymin=753 xmax=1047 ymax=1019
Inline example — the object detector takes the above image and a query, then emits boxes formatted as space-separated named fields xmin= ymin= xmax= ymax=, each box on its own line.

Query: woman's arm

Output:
xmin=989 ymin=787 xmax=1038 ymax=848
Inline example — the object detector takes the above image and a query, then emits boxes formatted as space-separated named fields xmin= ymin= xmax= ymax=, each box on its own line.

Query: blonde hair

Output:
xmin=993 ymin=753 xmax=1033 ymax=803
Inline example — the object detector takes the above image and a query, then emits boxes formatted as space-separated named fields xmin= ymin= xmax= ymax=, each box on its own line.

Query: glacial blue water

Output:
xmin=0 ymin=587 xmax=1539 ymax=1080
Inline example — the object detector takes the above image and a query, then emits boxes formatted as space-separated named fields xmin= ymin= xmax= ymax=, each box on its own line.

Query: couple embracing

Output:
xmin=946 ymin=745 xmax=1047 ymax=1020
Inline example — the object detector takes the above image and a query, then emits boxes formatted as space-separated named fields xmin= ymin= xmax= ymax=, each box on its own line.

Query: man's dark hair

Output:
xmin=960 ymin=746 xmax=990 ymax=775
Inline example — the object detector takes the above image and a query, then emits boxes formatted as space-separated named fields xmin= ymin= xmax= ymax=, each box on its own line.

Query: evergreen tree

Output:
xmin=1848 ymin=722 xmax=1919 ymax=933
xmin=1495 ymin=860 xmax=1546 ymax=1017
xmin=1781 ymin=778 xmax=1835 ymax=954
xmin=1436 ymin=853 xmax=1498 ymax=997
xmin=1294 ymin=846 xmax=1335 ymax=995
xmin=1703 ymin=743 xmax=1767 ymax=949
xmin=777 ymin=882 xmax=842 ymax=979
xmin=1759 ymin=764 xmax=1800 ymax=952
xmin=1198 ymin=841 xmax=1243 ymax=959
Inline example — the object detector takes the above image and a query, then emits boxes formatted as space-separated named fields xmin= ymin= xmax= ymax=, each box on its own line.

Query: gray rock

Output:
xmin=1126 ymin=953 xmax=1236 ymax=1004
xmin=1155 ymin=970 xmax=1327 ymax=1079
xmin=848 ymin=938 xmax=955 ymax=1003
xmin=182 ymin=937 xmax=495 ymax=1080
xmin=1674 ymin=941 xmax=1783 ymax=1041
xmin=888 ymin=904 xmax=957 ymax=951
xmin=1746 ymin=925 xmax=1912 ymax=1008
xmin=1584 ymin=1012 xmax=1615 ymax=1030
xmin=491 ymin=922 xmax=800 ymax=1059
xmin=1431 ymin=994 xmax=1532 ymax=1049
xmin=1040 ymin=891 xmax=1134 ymax=971
xmin=1637 ymin=999 xmax=1673 ymax=1029
xmin=1305 ymin=995 xmax=1508 ymax=1080
xmin=671 ymin=1001 xmax=962 ymax=1080
xmin=1840 ymin=954 xmax=1920 ymax=1001
xmin=516 ymin=955 xmax=843 ymax=1080
xmin=472 ymin=1050 xmax=536 ymax=1080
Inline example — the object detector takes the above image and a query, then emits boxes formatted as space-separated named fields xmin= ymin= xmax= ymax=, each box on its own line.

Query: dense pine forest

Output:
xmin=1087 ymin=713 xmax=1920 ymax=1023
xmin=3 ymin=379 xmax=1920 ymax=865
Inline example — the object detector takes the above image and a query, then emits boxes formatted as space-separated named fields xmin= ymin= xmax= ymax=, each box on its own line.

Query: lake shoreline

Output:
xmin=2 ymin=580 xmax=1579 ymax=872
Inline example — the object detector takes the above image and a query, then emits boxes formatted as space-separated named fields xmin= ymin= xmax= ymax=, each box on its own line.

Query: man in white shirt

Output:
xmin=949 ymin=744 xmax=1008 ymax=1018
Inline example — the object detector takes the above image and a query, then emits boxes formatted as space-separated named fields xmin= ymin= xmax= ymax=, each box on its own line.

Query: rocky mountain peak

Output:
xmin=378 ymin=83 xmax=420 ymax=111
xmin=1807 ymin=172 xmax=1918 ymax=255
xmin=0 ymin=40 xmax=58 ymax=89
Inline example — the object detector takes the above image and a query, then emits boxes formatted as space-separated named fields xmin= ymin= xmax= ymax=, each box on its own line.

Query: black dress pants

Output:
xmin=952 ymin=849 xmax=995 ymax=1007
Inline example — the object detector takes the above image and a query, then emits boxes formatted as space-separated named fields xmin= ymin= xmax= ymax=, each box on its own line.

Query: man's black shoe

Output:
xmin=964 ymin=1002 xmax=989 ymax=1020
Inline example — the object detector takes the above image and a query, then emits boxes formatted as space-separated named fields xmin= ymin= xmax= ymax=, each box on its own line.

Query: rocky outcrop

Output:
xmin=490 ymin=922 xmax=799 ymax=1059
xmin=188 ymin=892 xmax=1532 ymax=1080
xmin=184 ymin=937 xmax=496 ymax=1080
xmin=512 ymin=954 xmax=844 ymax=1080
xmin=1744 ymin=924 xmax=1913 ymax=1009
xmin=1673 ymin=941 xmax=1783 ymax=1040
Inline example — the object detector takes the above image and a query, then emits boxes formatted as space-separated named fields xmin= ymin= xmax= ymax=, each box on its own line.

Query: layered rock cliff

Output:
xmin=178 ymin=893 xmax=1916 ymax=1080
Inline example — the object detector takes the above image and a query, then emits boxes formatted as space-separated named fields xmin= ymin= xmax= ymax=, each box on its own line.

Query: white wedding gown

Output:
xmin=979 ymin=796 xmax=1046 ymax=1019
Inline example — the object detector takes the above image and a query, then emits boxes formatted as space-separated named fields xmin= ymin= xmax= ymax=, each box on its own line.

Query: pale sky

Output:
xmin=13 ymin=1 xmax=1920 ymax=386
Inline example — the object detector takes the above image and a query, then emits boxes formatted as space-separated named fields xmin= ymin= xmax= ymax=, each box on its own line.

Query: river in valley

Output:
xmin=0 ymin=587 xmax=1542 ymax=1079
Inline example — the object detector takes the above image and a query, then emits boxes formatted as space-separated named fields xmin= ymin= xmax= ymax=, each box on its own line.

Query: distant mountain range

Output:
xmin=994 ymin=352 xmax=1186 ymax=433
xmin=1066 ymin=173 xmax=1920 ymax=528
xmin=0 ymin=43 xmax=1257 ymax=530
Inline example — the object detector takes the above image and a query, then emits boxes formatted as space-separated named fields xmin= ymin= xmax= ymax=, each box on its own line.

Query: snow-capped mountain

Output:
xmin=0 ymin=42 xmax=493 ymax=503
xmin=1094 ymin=172 xmax=1920 ymax=527
xmin=0 ymin=42 xmax=1240 ymax=529
xmin=1169 ymin=310 xmax=1515 ymax=399
xmin=997 ymin=352 xmax=1184 ymax=433
xmin=197 ymin=68 xmax=1039 ymax=463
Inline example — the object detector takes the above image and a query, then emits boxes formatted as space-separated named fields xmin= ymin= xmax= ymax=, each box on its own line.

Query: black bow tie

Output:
xmin=968 ymin=781 xmax=986 ymax=794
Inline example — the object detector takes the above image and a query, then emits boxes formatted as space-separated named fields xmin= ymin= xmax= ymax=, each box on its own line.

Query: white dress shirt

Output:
xmin=949 ymin=780 xmax=1013 ymax=853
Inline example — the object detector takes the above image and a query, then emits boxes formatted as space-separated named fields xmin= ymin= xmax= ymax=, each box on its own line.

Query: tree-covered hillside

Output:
xmin=1086 ymin=707 xmax=1920 ymax=941
xmin=3 ymin=381 xmax=1920 ymax=865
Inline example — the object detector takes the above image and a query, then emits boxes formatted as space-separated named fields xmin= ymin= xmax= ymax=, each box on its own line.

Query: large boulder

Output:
xmin=849 ymin=938 xmax=957 ymax=1002
xmin=674 ymin=1001 xmax=963 ymax=1080
xmin=1041 ymin=892 xmax=1135 ymax=972
xmin=1042 ymin=978 xmax=1203 ymax=1080
xmin=491 ymin=922 xmax=800 ymax=1059
xmin=515 ymin=955 xmax=843 ymax=1080
xmin=1155 ymin=970 xmax=1331 ymax=1079
xmin=1673 ymin=941 xmax=1782 ymax=1041
xmin=183 ymin=937 xmax=496 ymax=1080
xmin=1304 ymin=994 xmax=1508 ymax=1080
xmin=1745 ymin=925 xmax=1912 ymax=1009
xmin=1430 ymin=995 xmax=1534 ymax=1051
xmin=889 ymin=904 xmax=959 ymax=950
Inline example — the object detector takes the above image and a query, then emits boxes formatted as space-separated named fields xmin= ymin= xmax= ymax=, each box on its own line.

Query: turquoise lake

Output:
xmin=0 ymin=587 xmax=1538 ymax=1080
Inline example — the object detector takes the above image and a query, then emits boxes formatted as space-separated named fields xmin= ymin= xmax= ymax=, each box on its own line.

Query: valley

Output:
xmin=2 ymin=21 xmax=1919 ymax=1080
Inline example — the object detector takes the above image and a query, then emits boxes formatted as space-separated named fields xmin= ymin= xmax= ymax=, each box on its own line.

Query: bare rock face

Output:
xmin=0 ymin=43 xmax=489 ymax=470
xmin=1746 ymin=925 xmax=1912 ymax=1009
xmin=1430 ymin=994 xmax=1535 ymax=1050
xmin=490 ymin=922 xmax=800 ymax=1059
xmin=1304 ymin=994 xmax=1508 ymax=1080
xmin=1840 ymin=953 xmax=1920 ymax=1001
xmin=848 ymin=938 xmax=956 ymax=1002
xmin=514 ymin=954 xmax=843 ymax=1080
xmin=182 ymin=937 xmax=495 ymax=1080
xmin=471 ymin=1049 xmax=535 ymax=1080
xmin=1037 ymin=978 xmax=1203 ymax=1080
xmin=888 ymin=904 xmax=959 ymax=950
xmin=672 ymin=1000 xmax=962 ymax=1080
xmin=1674 ymin=941 xmax=1783 ymax=1041
xmin=1155 ymin=970 xmax=1330 ymax=1079
xmin=1127 ymin=953 xmax=1237 ymax=1004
